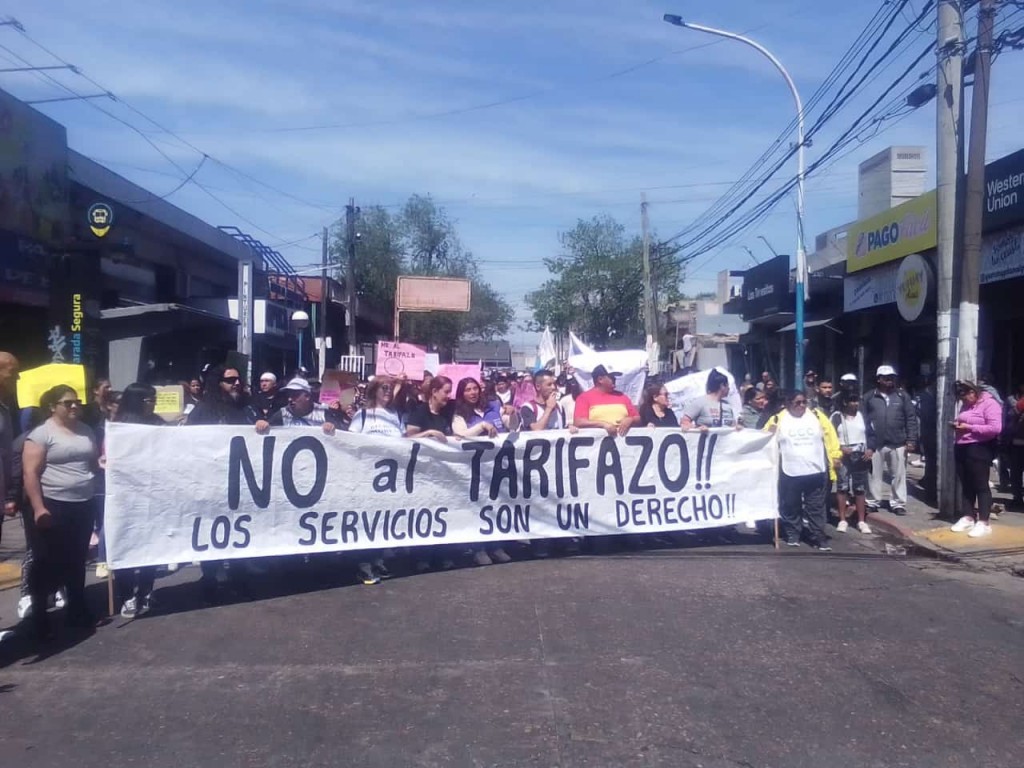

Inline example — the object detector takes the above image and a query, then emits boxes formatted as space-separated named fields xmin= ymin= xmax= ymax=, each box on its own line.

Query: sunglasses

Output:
xmin=221 ymin=376 xmax=241 ymax=384
xmin=57 ymin=399 xmax=82 ymax=407
xmin=791 ymin=399 xmax=808 ymax=406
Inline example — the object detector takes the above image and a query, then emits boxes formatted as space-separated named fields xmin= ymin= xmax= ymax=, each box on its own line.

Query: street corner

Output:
xmin=917 ymin=523 xmax=1024 ymax=556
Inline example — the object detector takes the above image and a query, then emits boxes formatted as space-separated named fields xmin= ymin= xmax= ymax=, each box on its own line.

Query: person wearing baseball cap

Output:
xmin=254 ymin=377 xmax=336 ymax=434
xmin=863 ymin=364 xmax=918 ymax=515
xmin=572 ymin=364 xmax=638 ymax=436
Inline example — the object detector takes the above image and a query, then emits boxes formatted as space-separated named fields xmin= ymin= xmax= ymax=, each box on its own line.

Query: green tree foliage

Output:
xmin=526 ymin=215 xmax=683 ymax=349
xmin=332 ymin=195 xmax=513 ymax=353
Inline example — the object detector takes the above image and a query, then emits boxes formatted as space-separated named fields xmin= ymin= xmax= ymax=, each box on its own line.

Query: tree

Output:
xmin=526 ymin=215 xmax=683 ymax=349
xmin=331 ymin=195 xmax=513 ymax=354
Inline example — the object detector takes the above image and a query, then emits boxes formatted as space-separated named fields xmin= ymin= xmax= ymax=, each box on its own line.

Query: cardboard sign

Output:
xmin=320 ymin=370 xmax=359 ymax=406
xmin=375 ymin=341 xmax=426 ymax=379
xmin=153 ymin=385 xmax=184 ymax=422
xmin=16 ymin=363 xmax=88 ymax=409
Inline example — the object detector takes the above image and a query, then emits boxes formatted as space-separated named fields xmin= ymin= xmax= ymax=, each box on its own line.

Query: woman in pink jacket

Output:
xmin=950 ymin=381 xmax=1003 ymax=538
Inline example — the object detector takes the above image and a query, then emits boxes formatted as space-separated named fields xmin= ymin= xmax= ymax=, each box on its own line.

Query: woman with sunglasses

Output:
xmin=112 ymin=383 xmax=164 ymax=618
xmin=639 ymin=383 xmax=679 ymax=428
xmin=764 ymin=391 xmax=842 ymax=550
xmin=949 ymin=380 xmax=1003 ymax=538
xmin=22 ymin=385 xmax=101 ymax=639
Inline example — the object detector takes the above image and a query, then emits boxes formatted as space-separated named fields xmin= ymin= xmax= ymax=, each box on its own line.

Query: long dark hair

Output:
xmin=641 ymin=382 xmax=665 ymax=410
xmin=454 ymin=377 xmax=482 ymax=421
xmin=118 ymin=382 xmax=161 ymax=425
xmin=40 ymin=384 xmax=77 ymax=412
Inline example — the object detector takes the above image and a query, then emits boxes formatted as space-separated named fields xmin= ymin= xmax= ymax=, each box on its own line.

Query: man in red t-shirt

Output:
xmin=573 ymin=364 xmax=639 ymax=437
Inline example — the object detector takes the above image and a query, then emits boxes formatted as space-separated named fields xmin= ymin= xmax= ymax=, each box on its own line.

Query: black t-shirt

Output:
xmin=639 ymin=404 xmax=679 ymax=428
xmin=406 ymin=401 xmax=454 ymax=436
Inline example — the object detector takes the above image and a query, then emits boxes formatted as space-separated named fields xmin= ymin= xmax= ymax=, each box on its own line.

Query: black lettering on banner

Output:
xmin=489 ymin=440 xmax=519 ymax=501
xmin=596 ymin=436 xmax=624 ymax=496
xmin=645 ymin=498 xmax=664 ymax=526
xmin=363 ymin=509 xmax=383 ymax=542
xmin=433 ymin=507 xmax=448 ymax=537
xmin=406 ymin=442 xmax=420 ymax=492
xmin=462 ymin=440 xmax=494 ymax=502
xmin=211 ymin=516 xmax=231 ymax=549
xmin=373 ymin=459 xmax=399 ymax=492
xmin=663 ymin=496 xmax=679 ymax=525
xmin=625 ymin=435 xmax=656 ymax=494
xmin=228 ymin=435 xmax=275 ymax=510
xmin=677 ymin=496 xmax=692 ymax=523
xmin=657 ymin=433 xmax=690 ymax=492
xmin=553 ymin=437 xmax=566 ymax=497
xmin=321 ymin=511 xmax=339 ymax=545
xmin=479 ymin=505 xmax=494 ymax=535
xmin=341 ymin=510 xmax=359 ymax=542
xmin=298 ymin=512 xmax=317 ymax=545
xmin=692 ymin=495 xmax=708 ymax=522
xmin=615 ymin=500 xmax=629 ymax=527
xmin=556 ymin=501 xmax=589 ymax=530
xmin=707 ymin=495 xmax=724 ymax=520
xmin=281 ymin=436 xmax=328 ymax=508
xmin=414 ymin=508 xmax=433 ymax=538
xmin=567 ymin=436 xmax=594 ymax=497
xmin=389 ymin=509 xmax=408 ymax=540
xmin=521 ymin=439 xmax=551 ymax=499
xmin=233 ymin=515 xmax=252 ymax=548
xmin=191 ymin=518 xmax=209 ymax=551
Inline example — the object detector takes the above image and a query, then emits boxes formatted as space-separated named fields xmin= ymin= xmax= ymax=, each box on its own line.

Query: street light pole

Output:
xmin=663 ymin=14 xmax=807 ymax=388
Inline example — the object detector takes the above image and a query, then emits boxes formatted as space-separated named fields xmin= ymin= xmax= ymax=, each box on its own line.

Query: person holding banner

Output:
xmin=23 ymin=385 xmax=101 ymax=638
xmin=680 ymin=370 xmax=738 ymax=431
xmin=405 ymin=376 xmax=454 ymax=443
xmin=638 ymin=383 xmax=679 ymax=428
xmin=255 ymin=378 xmax=336 ymax=434
xmin=572 ymin=365 xmax=638 ymax=437
xmin=764 ymin=391 xmax=842 ymax=550
xmin=112 ymin=383 xmax=164 ymax=618
xmin=350 ymin=377 xmax=404 ymax=438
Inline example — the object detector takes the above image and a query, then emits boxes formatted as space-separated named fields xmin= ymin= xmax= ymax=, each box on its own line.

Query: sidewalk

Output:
xmin=865 ymin=463 xmax=1024 ymax=576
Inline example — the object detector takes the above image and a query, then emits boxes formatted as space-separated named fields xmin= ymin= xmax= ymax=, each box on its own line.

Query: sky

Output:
xmin=6 ymin=0 xmax=1024 ymax=348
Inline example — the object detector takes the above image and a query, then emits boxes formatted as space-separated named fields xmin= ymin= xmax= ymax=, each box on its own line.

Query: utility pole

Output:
xmin=318 ymin=225 xmax=329 ymax=377
xmin=935 ymin=0 xmax=965 ymax=515
xmin=959 ymin=0 xmax=996 ymax=382
xmin=641 ymin=193 xmax=657 ymax=370
xmin=345 ymin=198 xmax=359 ymax=356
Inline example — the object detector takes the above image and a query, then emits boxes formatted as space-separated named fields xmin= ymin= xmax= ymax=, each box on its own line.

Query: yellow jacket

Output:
xmin=763 ymin=407 xmax=843 ymax=482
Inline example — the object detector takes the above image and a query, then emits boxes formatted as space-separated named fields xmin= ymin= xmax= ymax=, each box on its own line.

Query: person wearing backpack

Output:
xmin=863 ymin=365 xmax=918 ymax=516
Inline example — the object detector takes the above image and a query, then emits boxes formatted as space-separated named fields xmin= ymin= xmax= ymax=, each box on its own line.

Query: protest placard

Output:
xmin=319 ymin=370 xmax=359 ymax=405
xmin=375 ymin=341 xmax=426 ymax=379
xmin=153 ymin=385 xmax=184 ymax=422
xmin=435 ymin=363 xmax=481 ymax=388
xmin=17 ymin=363 xmax=88 ymax=408
xmin=104 ymin=425 xmax=779 ymax=569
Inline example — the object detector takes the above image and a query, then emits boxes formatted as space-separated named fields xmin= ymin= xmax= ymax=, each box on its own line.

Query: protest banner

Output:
xmin=17 ymin=363 xmax=88 ymax=408
xmin=436 ymin=363 xmax=482 ymax=388
xmin=375 ymin=341 xmax=426 ymax=379
xmin=569 ymin=349 xmax=648 ymax=404
xmin=104 ymin=424 xmax=779 ymax=569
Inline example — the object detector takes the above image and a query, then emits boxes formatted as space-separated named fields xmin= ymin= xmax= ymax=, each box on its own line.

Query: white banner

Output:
xmin=104 ymin=424 xmax=779 ymax=569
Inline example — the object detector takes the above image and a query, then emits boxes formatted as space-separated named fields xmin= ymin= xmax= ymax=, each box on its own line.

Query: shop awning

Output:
xmin=101 ymin=303 xmax=237 ymax=339
xmin=776 ymin=317 xmax=840 ymax=333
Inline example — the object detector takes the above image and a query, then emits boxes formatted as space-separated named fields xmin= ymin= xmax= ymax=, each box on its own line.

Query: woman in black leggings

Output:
xmin=949 ymin=381 xmax=1003 ymax=538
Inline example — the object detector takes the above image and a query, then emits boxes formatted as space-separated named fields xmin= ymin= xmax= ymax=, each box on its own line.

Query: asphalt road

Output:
xmin=1 ymin=531 xmax=1023 ymax=768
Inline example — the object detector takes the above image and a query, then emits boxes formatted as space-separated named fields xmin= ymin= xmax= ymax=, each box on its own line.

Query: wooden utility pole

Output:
xmin=345 ymin=198 xmax=359 ymax=355
xmin=641 ymin=193 xmax=657 ymax=369
xmin=959 ymin=0 xmax=996 ymax=383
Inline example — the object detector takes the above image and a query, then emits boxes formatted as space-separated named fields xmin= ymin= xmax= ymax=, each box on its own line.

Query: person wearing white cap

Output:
xmin=863 ymin=365 xmax=918 ymax=515
xmin=255 ymin=378 xmax=336 ymax=433
xmin=253 ymin=372 xmax=280 ymax=420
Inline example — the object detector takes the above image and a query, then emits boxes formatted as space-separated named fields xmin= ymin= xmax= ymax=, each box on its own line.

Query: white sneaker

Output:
xmin=967 ymin=521 xmax=992 ymax=538
xmin=951 ymin=516 xmax=976 ymax=533
xmin=54 ymin=590 xmax=66 ymax=609
xmin=836 ymin=520 xmax=849 ymax=533
xmin=16 ymin=595 xmax=33 ymax=620
xmin=857 ymin=521 xmax=873 ymax=534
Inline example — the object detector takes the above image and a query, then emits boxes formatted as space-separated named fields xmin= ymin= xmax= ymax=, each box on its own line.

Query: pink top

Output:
xmin=955 ymin=391 xmax=1002 ymax=445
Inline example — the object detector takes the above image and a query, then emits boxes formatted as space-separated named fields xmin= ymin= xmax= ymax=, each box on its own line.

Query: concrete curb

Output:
xmin=865 ymin=513 xmax=968 ymax=566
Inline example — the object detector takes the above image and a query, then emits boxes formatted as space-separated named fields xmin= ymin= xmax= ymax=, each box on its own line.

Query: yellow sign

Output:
xmin=16 ymin=363 xmax=88 ymax=410
xmin=847 ymin=190 xmax=937 ymax=273
xmin=153 ymin=385 xmax=185 ymax=420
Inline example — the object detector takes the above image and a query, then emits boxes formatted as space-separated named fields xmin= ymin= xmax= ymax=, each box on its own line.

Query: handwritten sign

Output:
xmin=375 ymin=341 xmax=426 ymax=379
xmin=153 ymin=385 xmax=184 ymax=421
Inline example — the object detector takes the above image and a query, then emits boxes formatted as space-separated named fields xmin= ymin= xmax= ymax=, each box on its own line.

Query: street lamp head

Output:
xmin=663 ymin=13 xmax=685 ymax=26
xmin=291 ymin=310 xmax=310 ymax=330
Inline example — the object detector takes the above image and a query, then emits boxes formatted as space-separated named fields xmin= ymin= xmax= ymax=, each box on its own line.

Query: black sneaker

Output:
xmin=357 ymin=563 xmax=380 ymax=585
xmin=785 ymin=539 xmax=801 ymax=547
xmin=815 ymin=542 xmax=833 ymax=552
xmin=892 ymin=507 xmax=907 ymax=516
xmin=373 ymin=562 xmax=393 ymax=580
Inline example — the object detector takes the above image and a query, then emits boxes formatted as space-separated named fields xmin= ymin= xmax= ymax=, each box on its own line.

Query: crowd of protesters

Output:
xmin=0 ymin=348 xmax=1015 ymax=644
